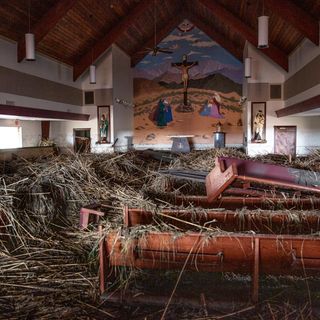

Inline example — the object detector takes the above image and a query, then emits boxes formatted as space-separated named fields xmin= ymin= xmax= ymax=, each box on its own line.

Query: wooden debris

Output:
xmin=0 ymin=148 xmax=320 ymax=318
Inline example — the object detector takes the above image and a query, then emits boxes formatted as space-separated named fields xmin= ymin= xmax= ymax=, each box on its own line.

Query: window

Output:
xmin=84 ymin=91 xmax=95 ymax=105
xmin=0 ymin=126 xmax=22 ymax=149
xmin=269 ymin=84 xmax=282 ymax=100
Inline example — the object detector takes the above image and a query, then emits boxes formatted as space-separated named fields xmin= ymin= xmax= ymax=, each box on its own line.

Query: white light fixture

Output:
xmin=25 ymin=0 xmax=35 ymax=61
xmin=25 ymin=33 xmax=35 ymax=61
xmin=89 ymin=49 xmax=96 ymax=84
xmin=244 ymin=57 xmax=252 ymax=78
xmin=258 ymin=15 xmax=269 ymax=49
xmin=89 ymin=65 xmax=96 ymax=84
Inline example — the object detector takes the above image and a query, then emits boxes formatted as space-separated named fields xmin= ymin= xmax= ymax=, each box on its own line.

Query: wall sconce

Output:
xmin=244 ymin=57 xmax=252 ymax=78
xmin=115 ymin=98 xmax=135 ymax=107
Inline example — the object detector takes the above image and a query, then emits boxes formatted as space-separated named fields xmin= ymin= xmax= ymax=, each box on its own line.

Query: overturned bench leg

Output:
xmin=205 ymin=158 xmax=238 ymax=202
xmin=99 ymin=225 xmax=106 ymax=294
xmin=252 ymin=238 xmax=260 ymax=303
xmin=80 ymin=208 xmax=104 ymax=229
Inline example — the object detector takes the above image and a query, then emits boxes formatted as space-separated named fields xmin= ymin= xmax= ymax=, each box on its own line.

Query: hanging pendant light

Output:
xmin=25 ymin=33 xmax=35 ymax=60
xmin=244 ymin=57 xmax=252 ymax=78
xmin=89 ymin=49 xmax=96 ymax=84
xmin=89 ymin=65 xmax=96 ymax=84
xmin=258 ymin=1 xmax=269 ymax=49
xmin=258 ymin=15 xmax=269 ymax=48
xmin=25 ymin=0 xmax=35 ymax=61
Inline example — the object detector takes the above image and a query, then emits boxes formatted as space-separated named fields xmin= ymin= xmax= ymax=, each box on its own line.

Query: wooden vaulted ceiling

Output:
xmin=0 ymin=0 xmax=319 ymax=81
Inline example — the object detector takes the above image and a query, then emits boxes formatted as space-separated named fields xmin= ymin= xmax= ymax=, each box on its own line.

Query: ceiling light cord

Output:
xmin=28 ymin=0 xmax=31 ymax=32
xmin=154 ymin=0 xmax=156 ymax=46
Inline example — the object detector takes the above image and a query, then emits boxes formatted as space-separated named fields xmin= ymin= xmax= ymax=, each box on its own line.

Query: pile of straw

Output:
xmin=0 ymin=148 xmax=319 ymax=319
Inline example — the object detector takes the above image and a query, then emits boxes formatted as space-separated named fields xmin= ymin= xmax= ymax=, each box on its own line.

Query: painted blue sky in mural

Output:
xmin=134 ymin=20 xmax=243 ymax=84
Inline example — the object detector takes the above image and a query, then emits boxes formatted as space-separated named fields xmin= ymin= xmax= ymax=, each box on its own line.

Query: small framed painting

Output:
xmin=97 ymin=106 xmax=110 ymax=143
xmin=251 ymin=102 xmax=266 ymax=143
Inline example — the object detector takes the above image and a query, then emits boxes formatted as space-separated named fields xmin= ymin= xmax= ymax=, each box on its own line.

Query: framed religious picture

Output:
xmin=97 ymin=106 xmax=110 ymax=143
xmin=251 ymin=102 xmax=266 ymax=143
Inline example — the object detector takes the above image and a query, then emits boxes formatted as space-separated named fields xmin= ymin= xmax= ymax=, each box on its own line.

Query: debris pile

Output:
xmin=0 ymin=149 xmax=319 ymax=319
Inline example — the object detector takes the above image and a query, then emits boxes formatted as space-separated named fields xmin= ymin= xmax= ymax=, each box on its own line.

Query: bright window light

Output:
xmin=0 ymin=127 xmax=22 ymax=149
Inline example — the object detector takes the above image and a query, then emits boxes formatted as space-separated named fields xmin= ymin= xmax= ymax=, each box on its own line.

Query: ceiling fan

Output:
xmin=140 ymin=0 xmax=173 ymax=56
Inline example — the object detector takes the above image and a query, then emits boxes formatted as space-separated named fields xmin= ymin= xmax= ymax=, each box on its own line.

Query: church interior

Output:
xmin=0 ymin=0 xmax=320 ymax=319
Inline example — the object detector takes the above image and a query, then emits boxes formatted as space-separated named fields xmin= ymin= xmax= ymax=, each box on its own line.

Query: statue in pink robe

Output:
xmin=200 ymin=93 xmax=224 ymax=118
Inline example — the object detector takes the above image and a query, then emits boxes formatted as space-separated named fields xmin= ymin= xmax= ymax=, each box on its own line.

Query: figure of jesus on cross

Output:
xmin=172 ymin=54 xmax=198 ymax=106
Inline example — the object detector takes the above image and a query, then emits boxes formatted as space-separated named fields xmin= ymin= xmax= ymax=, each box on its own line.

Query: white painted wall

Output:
xmin=246 ymin=44 xmax=285 ymax=84
xmin=0 ymin=92 xmax=83 ymax=114
xmin=244 ymin=43 xmax=320 ymax=156
xmin=112 ymin=45 xmax=133 ymax=151
xmin=81 ymin=48 xmax=113 ymax=90
xmin=0 ymin=37 xmax=119 ymax=152
xmin=0 ymin=91 xmax=94 ymax=148
xmin=0 ymin=37 xmax=81 ymax=88
xmin=49 ymin=106 xmax=93 ymax=151
xmin=284 ymin=36 xmax=320 ymax=107
xmin=21 ymin=120 xmax=42 ymax=147
xmin=287 ymin=37 xmax=320 ymax=80
xmin=0 ymin=38 xmax=135 ymax=153
xmin=50 ymin=45 xmax=133 ymax=153
xmin=246 ymin=101 xmax=320 ymax=155
xmin=285 ymin=84 xmax=320 ymax=108
xmin=50 ymin=106 xmax=114 ymax=153
xmin=50 ymin=47 xmax=115 ymax=152
xmin=0 ymin=118 xmax=41 ymax=147
xmin=0 ymin=37 xmax=88 ymax=148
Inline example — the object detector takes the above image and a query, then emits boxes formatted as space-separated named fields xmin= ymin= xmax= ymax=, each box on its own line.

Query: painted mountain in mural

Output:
xmin=134 ymin=60 xmax=243 ymax=84
xmin=158 ymin=73 xmax=242 ymax=95
xmin=133 ymin=20 xmax=244 ymax=146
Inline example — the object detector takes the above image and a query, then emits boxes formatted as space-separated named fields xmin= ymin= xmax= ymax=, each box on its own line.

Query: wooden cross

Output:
xmin=172 ymin=54 xmax=198 ymax=105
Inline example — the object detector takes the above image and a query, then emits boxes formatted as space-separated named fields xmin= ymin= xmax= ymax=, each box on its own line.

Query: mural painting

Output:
xmin=133 ymin=20 xmax=243 ymax=146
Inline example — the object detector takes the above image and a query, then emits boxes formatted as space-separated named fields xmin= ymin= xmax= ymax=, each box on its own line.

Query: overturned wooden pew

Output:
xmin=91 ymin=157 xmax=320 ymax=306
xmin=206 ymin=157 xmax=320 ymax=202
xmin=100 ymin=229 xmax=320 ymax=303
xmin=123 ymin=207 xmax=320 ymax=234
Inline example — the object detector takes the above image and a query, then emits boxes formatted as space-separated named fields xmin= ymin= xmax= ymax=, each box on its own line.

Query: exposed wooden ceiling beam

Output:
xmin=187 ymin=13 xmax=243 ymax=63
xmin=265 ymin=0 xmax=319 ymax=46
xmin=276 ymin=95 xmax=320 ymax=117
xmin=73 ymin=0 xmax=152 ymax=81
xmin=0 ymin=104 xmax=90 ymax=121
xmin=131 ymin=11 xmax=187 ymax=67
xmin=17 ymin=0 xmax=78 ymax=62
xmin=198 ymin=0 xmax=288 ymax=71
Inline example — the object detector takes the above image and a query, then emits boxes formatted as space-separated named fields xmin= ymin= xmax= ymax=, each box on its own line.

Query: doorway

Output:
xmin=74 ymin=128 xmax=91 ymax=153
xmin=274 ymin=126 xmax=296 ymax=157
xmin=0 ymin=126 xmax=22 ymax=149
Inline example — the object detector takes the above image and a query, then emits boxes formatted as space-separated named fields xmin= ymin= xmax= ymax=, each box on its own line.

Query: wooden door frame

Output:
xmin=97 ymin=105 xmax=111 ymax=143
xmin=251 ymin=102 xmax=267 ymax=142
xmin=274 ymin=125 xmax=297 ymax=155
xmin=73 ymin=128 xmax=91 ymax=153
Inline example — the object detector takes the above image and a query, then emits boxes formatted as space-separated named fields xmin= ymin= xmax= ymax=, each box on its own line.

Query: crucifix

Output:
xmin=172 ymin=54 xmax=198 ymax=105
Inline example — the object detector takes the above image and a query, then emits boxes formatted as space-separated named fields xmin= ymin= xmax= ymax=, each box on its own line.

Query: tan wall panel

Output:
xmin=284 ymin=55 xmax=320 ymax=99
xmin=247 ymin=83 xmax=269 ymax=101
xmin=0 ymin=66 xmax=83 ymax=106
xmin=94 ymin=88 xmax=113 ymax=106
